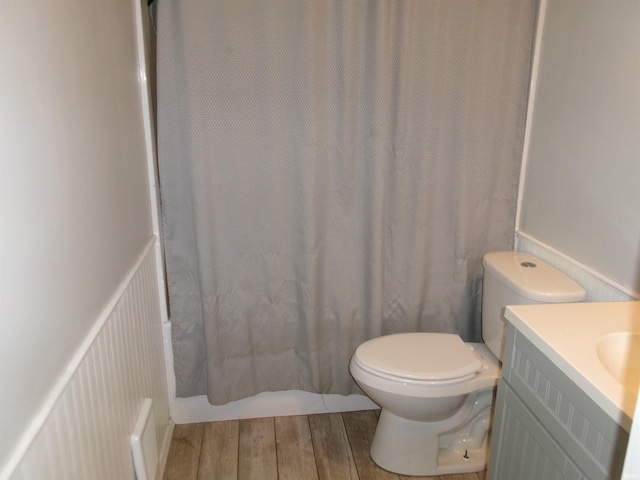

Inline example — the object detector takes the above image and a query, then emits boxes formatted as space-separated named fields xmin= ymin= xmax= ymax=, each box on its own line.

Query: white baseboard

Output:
xmin=170 ymin=391 xmax=378 ymax=424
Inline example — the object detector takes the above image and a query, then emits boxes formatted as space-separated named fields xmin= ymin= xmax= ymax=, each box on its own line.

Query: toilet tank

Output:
xmin=481 ymin=251 xmax=586 ymax=360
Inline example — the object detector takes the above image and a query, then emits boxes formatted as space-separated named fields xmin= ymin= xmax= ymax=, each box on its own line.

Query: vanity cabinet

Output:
xmin=487 ymin=325 xmax=629 ymax=480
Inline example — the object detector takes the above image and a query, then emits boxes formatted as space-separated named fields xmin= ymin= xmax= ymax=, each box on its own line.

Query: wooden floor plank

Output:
xmin=342 ymin=410 xmax=400 ymax=480
xmin=163 ymin=413 xmax=486 ymax=480
xmin=163 ymin=423 xmax=204 ymax=480
xmin=309 ymin=412 xmax=359 ymax=480
xmin=275 ymin=415 xmax=319 ymax=480
xmin=238 ymin=417 xmax=278 ymax=480
xmin=198 ymin=420 xmax=239 ymax=480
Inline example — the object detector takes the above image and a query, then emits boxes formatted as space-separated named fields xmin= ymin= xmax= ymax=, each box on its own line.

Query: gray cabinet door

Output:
xmin=488 ymin=381 xmax=585 ymax=480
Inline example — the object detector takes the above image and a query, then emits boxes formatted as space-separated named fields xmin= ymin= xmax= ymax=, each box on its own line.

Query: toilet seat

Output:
xmin=353 ymin=333 xmax=482 ymax=384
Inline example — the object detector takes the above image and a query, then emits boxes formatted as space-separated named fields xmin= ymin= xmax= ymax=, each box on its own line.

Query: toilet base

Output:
xmin=370 ymin=389 xmax=494 ymax=476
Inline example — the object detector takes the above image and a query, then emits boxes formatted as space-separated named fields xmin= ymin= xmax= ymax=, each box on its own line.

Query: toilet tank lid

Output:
xmin=482 ymin=251 xmax=586 ymax=303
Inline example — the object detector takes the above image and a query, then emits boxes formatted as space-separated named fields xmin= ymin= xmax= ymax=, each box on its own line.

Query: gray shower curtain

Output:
xmin=157 ymin=0 xmax=536 ymax=403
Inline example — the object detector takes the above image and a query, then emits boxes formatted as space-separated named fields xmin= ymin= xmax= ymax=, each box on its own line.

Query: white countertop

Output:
xmin=504 ymin=301 xmax=640 ymax=432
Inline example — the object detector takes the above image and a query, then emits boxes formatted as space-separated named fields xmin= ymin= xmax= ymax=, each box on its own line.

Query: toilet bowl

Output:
xmin=349 ymin=251 xmax=586 ymax=476
xmin=350 ymin=334 xmax=500 ymax=475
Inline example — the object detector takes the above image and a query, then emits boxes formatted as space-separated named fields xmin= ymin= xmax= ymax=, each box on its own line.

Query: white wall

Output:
xmin=0 ymin=0 xmax=166 ymax=475
xmin=518 ymin=0 xmax=640 ymax=294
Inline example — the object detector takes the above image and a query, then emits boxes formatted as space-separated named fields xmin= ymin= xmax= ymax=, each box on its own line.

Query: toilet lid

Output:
xmin=354 ymin=333 xmax=482 ymax=381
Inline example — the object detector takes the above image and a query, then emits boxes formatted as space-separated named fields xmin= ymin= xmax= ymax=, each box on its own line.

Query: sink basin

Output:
xmin=597 ymin=332 xmax=640 ymax=390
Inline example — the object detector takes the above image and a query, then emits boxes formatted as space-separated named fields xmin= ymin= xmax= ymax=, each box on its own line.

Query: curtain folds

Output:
xmin=156 ymin=0 xmax=536 ymax=403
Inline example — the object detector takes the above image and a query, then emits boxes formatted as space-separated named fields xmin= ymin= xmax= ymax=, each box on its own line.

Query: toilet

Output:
xmin=349 ymin=251 xmax=586 ymax=476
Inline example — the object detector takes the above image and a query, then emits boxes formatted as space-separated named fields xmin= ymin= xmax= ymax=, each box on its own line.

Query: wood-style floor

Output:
xmin=163 ymin=410 xmax=487 ymax=480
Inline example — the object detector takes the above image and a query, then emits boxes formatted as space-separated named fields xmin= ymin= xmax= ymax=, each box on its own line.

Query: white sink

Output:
xmin=597 ymin=332 xmax=640 ymax=390
xmin=505 ymin=301 xmax=640 ymax=432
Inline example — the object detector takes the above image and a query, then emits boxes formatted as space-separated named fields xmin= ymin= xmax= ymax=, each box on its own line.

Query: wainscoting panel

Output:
xmin=6 ymin=239 xmax=172 ymax=480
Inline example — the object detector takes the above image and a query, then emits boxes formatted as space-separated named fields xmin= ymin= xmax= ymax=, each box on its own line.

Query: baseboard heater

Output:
xmin=131 ymin=398 xmax=158 ymax=480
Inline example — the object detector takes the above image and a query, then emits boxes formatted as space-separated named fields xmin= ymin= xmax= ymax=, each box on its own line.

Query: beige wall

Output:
xmin=0 ymin=0 xmax=156 ymax=471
